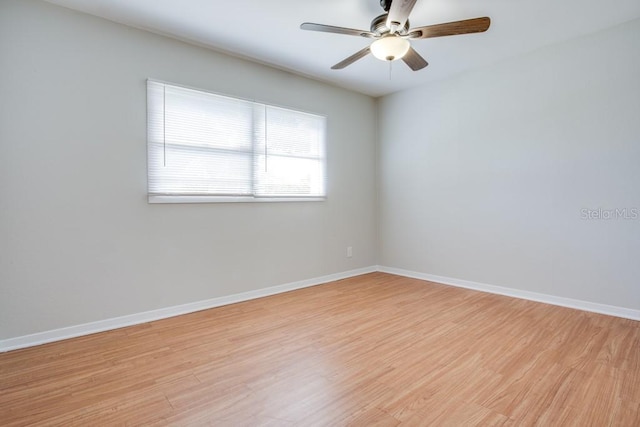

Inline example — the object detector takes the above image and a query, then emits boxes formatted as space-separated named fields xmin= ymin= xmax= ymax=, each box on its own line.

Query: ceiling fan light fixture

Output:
xmin=370 ymin=35 xmax=410 ymax=61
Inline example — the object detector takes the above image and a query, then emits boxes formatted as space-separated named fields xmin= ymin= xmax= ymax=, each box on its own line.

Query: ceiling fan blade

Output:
xmin=301 ymin=23 xmax=375 ymax=38
xmin=331 ymin=46 xmax=371 ymax=70
xmin=386 ymin=0 xmax=418 ymax=33
xmin=402 ymin=47 xmax=428 ymax=71
xmin=409 ymin=17 xmax=491 ymax=39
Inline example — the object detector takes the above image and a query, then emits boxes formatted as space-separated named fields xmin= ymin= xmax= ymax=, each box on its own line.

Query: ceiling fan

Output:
xmin=300 ymin=0 xmax=490 ymax=71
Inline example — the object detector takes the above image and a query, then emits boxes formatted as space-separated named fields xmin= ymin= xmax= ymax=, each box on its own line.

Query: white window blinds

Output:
xmin=147 ymin=80 xmax=326 ymax=202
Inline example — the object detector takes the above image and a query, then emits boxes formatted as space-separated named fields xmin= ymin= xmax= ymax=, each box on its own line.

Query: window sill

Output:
xmin=148 ymin=195 xmax=326 ymax=204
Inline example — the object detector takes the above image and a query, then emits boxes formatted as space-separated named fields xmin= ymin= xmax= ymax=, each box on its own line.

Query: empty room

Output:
xmin=1 ymin=0 xmax=639 ymax=425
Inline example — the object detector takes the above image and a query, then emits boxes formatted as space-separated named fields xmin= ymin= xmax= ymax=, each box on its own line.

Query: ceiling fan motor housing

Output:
xmin=370 ymin=14 xmax=409 ymax=35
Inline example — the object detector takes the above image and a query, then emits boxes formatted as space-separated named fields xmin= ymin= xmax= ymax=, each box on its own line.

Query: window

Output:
xmin=147 ymin=80 xmax=326 ymax=203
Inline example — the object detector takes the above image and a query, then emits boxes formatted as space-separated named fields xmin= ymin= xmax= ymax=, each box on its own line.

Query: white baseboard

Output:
xmin=378 ymin=266 xmax=640 ymax=321
xmin=3 ymin=265 xmax=637 ymax=352
xmin=0 ymin=266 xmax=377 ymax=353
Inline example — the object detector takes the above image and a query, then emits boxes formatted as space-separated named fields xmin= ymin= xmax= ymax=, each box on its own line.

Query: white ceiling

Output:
xmin=45 ymin=0 xmax=640 ymax=97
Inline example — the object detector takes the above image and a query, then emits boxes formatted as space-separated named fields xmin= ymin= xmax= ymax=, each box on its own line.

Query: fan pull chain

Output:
xmin=389 ymin=60 xmax=392 ymax=81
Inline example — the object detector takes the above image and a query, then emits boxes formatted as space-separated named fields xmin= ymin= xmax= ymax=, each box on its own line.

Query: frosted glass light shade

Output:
xmin=370 ymin=36 xmax=410 ymax=61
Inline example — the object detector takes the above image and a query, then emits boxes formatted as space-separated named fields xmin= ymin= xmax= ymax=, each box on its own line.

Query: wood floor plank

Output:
xmin=1 ymin=272 xmax=638 ymax=426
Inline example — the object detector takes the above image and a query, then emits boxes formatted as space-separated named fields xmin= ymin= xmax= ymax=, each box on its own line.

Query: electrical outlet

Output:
xmin=347 ymin=246 xmax=353 ymax=258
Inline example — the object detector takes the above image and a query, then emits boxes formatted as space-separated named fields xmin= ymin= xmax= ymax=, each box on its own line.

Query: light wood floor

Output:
xmin=1 ymin=273 xmax=638 ymax=426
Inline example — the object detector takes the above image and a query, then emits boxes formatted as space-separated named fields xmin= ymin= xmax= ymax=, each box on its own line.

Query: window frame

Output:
xmin=146 ymin=79 xmax=327 ymax=204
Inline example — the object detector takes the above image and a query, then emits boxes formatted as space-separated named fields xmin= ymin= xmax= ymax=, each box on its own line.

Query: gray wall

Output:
xmin=2 ymin=1 xmax=638 ymax=342
xmin=0 ymin=0 xmax=377 ymax=339
xmin=378 ymin=19 xmax=640 ymax=310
